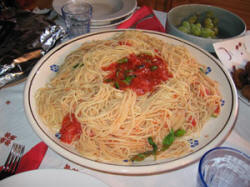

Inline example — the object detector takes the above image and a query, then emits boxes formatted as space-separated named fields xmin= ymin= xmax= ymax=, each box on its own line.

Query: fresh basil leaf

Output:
xmin=148 ymin=137 xmax=158 ymax=154
xmin=131 ymin=151 xmax=153 ymax=162
xmin=163 ymin=129 xmax=175 ymax=146
xmin=174 ymin=129 xmax=186 ymax=137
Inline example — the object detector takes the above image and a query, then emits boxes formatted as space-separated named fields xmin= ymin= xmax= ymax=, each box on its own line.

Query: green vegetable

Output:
xmin=104 ymin=78 xmax=113 ymax=83
xmin=148 ymin=137 xmax=158 ymax=155
xmin=116 ymin=70 xmax=120 ymax=77
xmin=178 ymin=26 xmax=190 ymax=33
xmin=201 ymin=28 xmax=215 ymax=38
xmin=174 ymin=129 xmax=186 ymax=137
xmin=213 ymin=17 xmax=219 ymax=26
xmin=73 ymin=63 xmax=84 ymax=69
xmin=130 ymin=151 xmax=153 ymax=162
xmin=182 ymin=21 xmax=191 ymax=29
xmin=191 ymin=24 xmax=201 ymax=36
xmin=150 ymin=65 xmax=158 ymax=71
xmin=122 ymin=75 xmax=135 ymax=85
xmin=204 ymin=18 xmax=214 ymax=29
xmin=114 ymin=82 xmax=120 ymax=89
xmin=196 ymin=23 xmax=202 ymax=28
xmin=178 ymin=11 xmax=219 ymax=38
xmin=118 ymin=57 xmax=128 ymax=64
xmin=211 ymin=113 xmax=218 ymax=118
xmin=199 ymin=67 xmax=205 ymax=73
xmin=125 ymin=69 xmax=133 ymax=73
xmin=162 ymin=129 xmax=175 ymax=150
xmin=188 ymin=15 xmax=198 ymax=24
xmin=181 ymin=21 xmax=191 ymax=33
xmin=131 ymin=129 xmax=186 ymax=162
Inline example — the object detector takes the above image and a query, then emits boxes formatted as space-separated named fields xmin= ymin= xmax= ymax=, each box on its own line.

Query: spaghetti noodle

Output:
xmin=35 ymin=31 xmax=221 ymax=164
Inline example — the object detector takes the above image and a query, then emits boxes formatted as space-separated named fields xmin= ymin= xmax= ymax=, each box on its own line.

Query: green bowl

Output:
xmin=166 ymin=4 xmax=246 ymax=52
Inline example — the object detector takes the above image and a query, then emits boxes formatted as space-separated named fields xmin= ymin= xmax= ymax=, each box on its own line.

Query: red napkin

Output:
xmin=0 ymin=142 xmax=48 ymax=174
xmin=15 ymin=142 xmax=48 ymax=173
xmin=117 ymin=6 xmax=165 ymax=32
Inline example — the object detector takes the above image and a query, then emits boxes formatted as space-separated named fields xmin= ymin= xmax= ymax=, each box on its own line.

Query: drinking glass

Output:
xmin=61 ymin=1 xmax=92 ymax=38
xmin=197 ymin=147 xmax=250 ymax=187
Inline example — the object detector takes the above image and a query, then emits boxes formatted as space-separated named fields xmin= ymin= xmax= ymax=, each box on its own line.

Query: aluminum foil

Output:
xmin=40 ymin=25 xmax=66 ymax=54
xmin=0 ymin=24 xmax=66 ymax=88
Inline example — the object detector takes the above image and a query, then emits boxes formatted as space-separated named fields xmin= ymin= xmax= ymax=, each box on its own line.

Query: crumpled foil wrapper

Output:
xmin=40 ymin=25 xmax=66 ymax=54
xmin=0 ymin=10 xmax=66 ymax=88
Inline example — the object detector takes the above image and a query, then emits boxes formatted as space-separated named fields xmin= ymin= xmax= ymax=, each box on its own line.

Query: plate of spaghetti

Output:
xmin=24 ymin=30 xmax=238 ymax=174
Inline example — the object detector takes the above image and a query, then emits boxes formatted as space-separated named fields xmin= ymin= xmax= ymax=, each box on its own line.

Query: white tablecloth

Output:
xmin=0 ymin=10 xmax=249 ymax=187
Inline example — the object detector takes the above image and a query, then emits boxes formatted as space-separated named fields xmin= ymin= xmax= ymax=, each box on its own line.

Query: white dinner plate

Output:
xmin=213 ymin=34 xmax=250 ymax=106
xmin=90 ymin=13 xmax=133 ymax=32
xmin=24 ymin=29 xmax=238 ymax=175
xmin=0 ymin=169 xmax=109 ymax=187
xmin=52 ymin=0 xmax=137 ymax=25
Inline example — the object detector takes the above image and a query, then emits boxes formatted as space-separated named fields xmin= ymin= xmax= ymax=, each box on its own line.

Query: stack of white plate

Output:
xmin=52 ymin=0 xmax=137 ymax=32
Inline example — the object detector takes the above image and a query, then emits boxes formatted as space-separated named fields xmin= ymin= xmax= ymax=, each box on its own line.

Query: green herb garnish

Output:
xmin=150 ymin=65 xmax=158 ymax=71
xmin=130 ymin=151 xmax=153 ymax=162
xmin=174 ymin=129 xmax=186 ymax=137
xmin=114 ymin=82 xmax=120 ymax=89
xmin=73 ymin=63 xmax=84 ymax=69
xmin=122 ymin=75 xmax=136 ymax=85
xmin=116 ymin=70 xmax=120 ymax=77
xmin=162 ymin=129 xmax=175 ymax=151
xmin=118 ymin=57 xmax=128 ymax=64
xmin=130 ymin=128 xmax=186 ymax=162
xmin=130 ymin=138 xmax=156 ymax=162
xmin=148 ymin=137 xmax=158 ymax=155
xmin=199 ymin=67 xmax=204 ymax=73
xmin=104 ymin=79 xmax=113 ymax=83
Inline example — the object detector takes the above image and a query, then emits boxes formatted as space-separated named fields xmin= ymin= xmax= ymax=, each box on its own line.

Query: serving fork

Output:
xmin=0 ymin=143 xmax=25 ymax=180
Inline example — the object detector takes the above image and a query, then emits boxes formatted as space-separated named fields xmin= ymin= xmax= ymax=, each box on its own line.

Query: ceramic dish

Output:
xmin=90 ymin=13 xmax=133 ymax=32
xmin=0 ymin=169 xmax=109 ymax=187
xmin=213 ymin=34 xmax=250 ymax=106
xmin=52 ymin=0 xmax=137 ymax=26
xmin=24 ymin=29 xmax=238 ymax=175
xmin=166 ymin=4 xmax=246 ymax=53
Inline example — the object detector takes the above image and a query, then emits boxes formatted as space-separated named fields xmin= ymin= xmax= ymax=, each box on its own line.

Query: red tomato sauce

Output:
xmin=60 ymin=113 xmax=82 ymax=144
xmin=102 ymin=53 xmax=172 ymax=96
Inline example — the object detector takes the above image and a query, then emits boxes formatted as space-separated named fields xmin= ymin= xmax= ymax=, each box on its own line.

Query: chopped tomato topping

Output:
xmin=199 ymin=89 xmax=205 ymax=97
xmin=173 ymin=94 xmax=178 ymax=98
xmin=154 ymin=49 xmax=161 ymax=55
xmin=188 ymin=116 xmax=196 ymax=127
xmin=205 ymin=88 xmax=211 ymax=95
xmin=212 ymin=105 xmax=220 ymax=117
xmin=87 ymin=129 xmax=95 ymax=137
xmin=192 ymin=119 xmax=197 ymax=126
xmin=60 ymin=113 xmax=82 ymax=144
xmin=118 ymin=41 xmax=132 ymax=46
xmin=200 ymin=87 xmax=211 ymax=97
xmin=102 ymin=53 xmax=172 ymax=96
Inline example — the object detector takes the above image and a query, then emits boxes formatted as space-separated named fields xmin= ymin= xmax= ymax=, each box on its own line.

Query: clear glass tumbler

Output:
xmin=197 ymin=147 xmax=250 ymax=187
xmin=61 ymin=2 xmax=92 ymax=38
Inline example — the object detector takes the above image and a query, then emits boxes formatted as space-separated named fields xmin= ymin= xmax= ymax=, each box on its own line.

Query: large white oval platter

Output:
xmin=24 ymin=29 xmax=238 ymax=175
